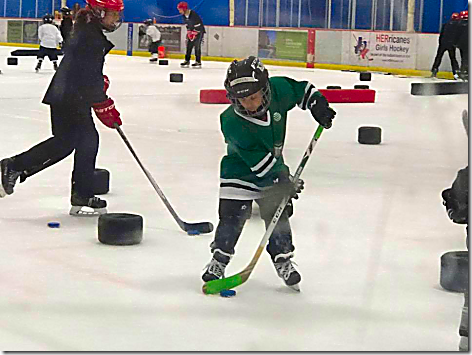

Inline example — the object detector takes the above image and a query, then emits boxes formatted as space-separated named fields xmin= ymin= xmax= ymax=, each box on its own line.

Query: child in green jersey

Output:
xmin=202 ymin=56 xmax=336 ymax=291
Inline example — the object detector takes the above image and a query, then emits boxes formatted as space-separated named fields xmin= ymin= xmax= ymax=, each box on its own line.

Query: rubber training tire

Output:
xmin=326 ymin=85 xmax=342 ymax=89
xmin=98 ymin=213 xmax=144 ymax=246
xmin=93 ymin=168 xmax=110 ymax=195
xmin=440 ymin=251 xmax=468 ymax=292
xmin=358 ymin=126 xmax=382 ymax=145
xmin=170 ymin=73 xmax=183 ymax=82
xmin=354 ymin=84 xmax=370 ymax=89
xmin=360 ymin=72 xmax=371 ymax=81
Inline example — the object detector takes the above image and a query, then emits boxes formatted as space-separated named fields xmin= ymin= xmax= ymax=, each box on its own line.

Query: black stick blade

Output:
xmin=184 ymin=222 xmax=214 ymax=235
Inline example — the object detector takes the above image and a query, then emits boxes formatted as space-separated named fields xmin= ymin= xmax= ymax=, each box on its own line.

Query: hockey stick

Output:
xmin=202 ymin=125 xmax=325 ymax=294
xmin=114 ymin=124 xmax=214 ymax=235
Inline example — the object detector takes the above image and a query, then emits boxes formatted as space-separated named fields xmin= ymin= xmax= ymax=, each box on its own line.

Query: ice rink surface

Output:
xmin=0 ymin=45 xmax=468 ymax=351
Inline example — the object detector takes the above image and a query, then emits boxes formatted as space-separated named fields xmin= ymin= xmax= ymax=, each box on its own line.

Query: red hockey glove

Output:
xmin=92 ymin=98 xmax=122 ymax=129
xmin=187 ymin=30 xmax=199 ymax=41
xmin=103 ymin=75 xmax=110 ymax=94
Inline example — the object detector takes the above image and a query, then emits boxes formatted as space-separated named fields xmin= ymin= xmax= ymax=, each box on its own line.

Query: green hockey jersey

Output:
xmin=219 ymin=76 xmax=324 ymax=200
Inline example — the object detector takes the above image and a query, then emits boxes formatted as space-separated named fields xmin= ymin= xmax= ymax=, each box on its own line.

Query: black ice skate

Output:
xmin=430 ymin=68 xmax=438 ymax=78
xmin=191 ymin=62 xmax=202 ymax=69
xmin=70 ymin=193 xmax=107 ymax=216
xmin=53 ymin=61 xmax=58 ymax=71
xmin=0 ymin=158 xmax=22 ymax=198
xmin=273 ymin=255 xmax=301 ymax=291
xmin=35 ymin=60 xmax=43 ymax=73
xmin=180 ymin=61 xmax=190 ymax=68
xmin=202 ymin=249 xmax=231 ymax=282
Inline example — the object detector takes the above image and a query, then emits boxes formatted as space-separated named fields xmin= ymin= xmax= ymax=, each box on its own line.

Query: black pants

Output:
xmin=149 ymin=40 xmax=161 ymax=54
xmin=37 ymin=46 xmax=59 ymax=61
xmin=11 ymin=104 xmax=99 ymax=198
xmin=210 ymin=197 xmax=295 ymax=261
xmin=432 ymin=44 xmax=459 ymax=73
xmin=458 ymin=44 xmax=468 ymax=74
xmin=185 ymin=33 xmax=203 ymax=63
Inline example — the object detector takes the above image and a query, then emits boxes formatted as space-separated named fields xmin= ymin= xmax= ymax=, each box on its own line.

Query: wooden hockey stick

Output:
xmin=202 ymin=125 xmax=324 ymax=294
xmin=115 ymin=124 xmax=214 ymax=235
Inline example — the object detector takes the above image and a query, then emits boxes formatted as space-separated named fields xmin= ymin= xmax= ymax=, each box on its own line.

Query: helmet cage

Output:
xmin=224 ymin=56 xmax=271 ymax=119
xmin=227 ymin=82 xmax=271 ymax=119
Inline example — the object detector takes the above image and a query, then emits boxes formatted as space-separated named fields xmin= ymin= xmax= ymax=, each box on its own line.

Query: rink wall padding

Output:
xmin=0 ymin=17 xmax=458 ymax=79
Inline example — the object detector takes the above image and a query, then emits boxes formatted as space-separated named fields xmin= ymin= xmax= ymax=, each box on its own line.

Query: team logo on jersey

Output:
xmin=273 ymin=112 xmax=282 ymax=122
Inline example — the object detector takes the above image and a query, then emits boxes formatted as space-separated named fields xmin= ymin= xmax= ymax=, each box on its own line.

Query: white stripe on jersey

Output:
xmin=251 ymin=152 xmax=272 ymax=173
xmin=297 ymin=82 xmax=317 ymax=110
xmin=255 ymin=157 xmax=276 ymax=178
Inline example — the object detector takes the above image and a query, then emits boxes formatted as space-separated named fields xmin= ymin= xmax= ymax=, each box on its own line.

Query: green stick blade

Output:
xmin=202 ymin=274 xmax=243 ymax=295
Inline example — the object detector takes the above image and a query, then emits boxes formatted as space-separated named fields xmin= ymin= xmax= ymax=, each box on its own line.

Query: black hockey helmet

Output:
xmin=42 ymin=13 xmax=54 ymax=24
xmin=143 ymin=18 xmax=153 ymax=25
xmin=224 ymin=56 xmax=271 ymax=118
xmin=60 ymin=6 xmax=71 ymax=15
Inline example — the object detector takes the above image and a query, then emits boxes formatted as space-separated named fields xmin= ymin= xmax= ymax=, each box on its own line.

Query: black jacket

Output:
xmin=43 ymin=21 xmax=114 ymax=107
xmin=60 ymin=17 xmax=73 ymax=43
xmin=456 ymin=19 xmax=468 ymax=49
xmin=182 ymin=10 xmax=205 ymax=33
xmin=439 ymin=19 xmax=460 ymax=47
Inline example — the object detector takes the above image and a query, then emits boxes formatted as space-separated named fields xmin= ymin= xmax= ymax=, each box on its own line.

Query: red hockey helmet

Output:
xmin=86 ymin=0 xmax=124 ymax=12
xmin=86 ymin=0 xmax=124 ymax=32
xmin=459 ymin=10 xmax=468 ymax=19
xmin=177 ymin=2 xmax=189 ymax=11
xmin=451 ymin=12 xmax=460 ymax=20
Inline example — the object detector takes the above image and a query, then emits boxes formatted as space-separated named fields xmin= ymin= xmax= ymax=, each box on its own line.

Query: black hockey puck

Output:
xmin=440 ymin=251 xmax=468 ymax=292
xmin=358 ymin=126 xmax=382 ymax=145
xmin=93 ymin=168 xmax=110 ymax=195
xmin=170 ymin=73 xmax=183 ymax=83
xmin=98 ymin=213 xmax=143 ymax=245
xmin=360 ymin=72 xmax=371 ymax=81
xmin=159 ymin=59 xmax=169 ymax=65
xmin=354 ymin=84 xmax=370 ymax=89
xmin=326 ymin=85 xmax=342 ymax=89
xmin=7 ymin=57 xmax=18 ymax=65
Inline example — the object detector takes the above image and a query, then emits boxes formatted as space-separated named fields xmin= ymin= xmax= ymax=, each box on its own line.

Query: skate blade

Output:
xmin=288 ymin=284 xmax=301 ymax=292
xmin=69 ymin=206 xmax=107 ymax=217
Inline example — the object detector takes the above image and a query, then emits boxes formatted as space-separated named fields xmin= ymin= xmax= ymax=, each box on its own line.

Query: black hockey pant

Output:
xmin=11 ymin=104 xmax=99 ymax=198
xmin=459 ymin=45 xmax=468 ymax=74
xmin=185 ymin=33 xmax=203 ymax=63
xmin=149 ymin=40 xmax=161 ymax=54
xmin=210 ymin=197 xmax=295 ymax=261
xmin=432 ymin=44 xmax=459 ymax=73
xmin=37 ymin=46 xmax=59 ymax=61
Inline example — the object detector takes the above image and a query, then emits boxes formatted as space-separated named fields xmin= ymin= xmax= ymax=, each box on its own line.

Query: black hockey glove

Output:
xmin=442 ymin=188 xmax=468 ymax=224
xmin=269 ymin=171 xmax=305 ymax=201
xmin=309 ymin=95 xmax=336 ymax=129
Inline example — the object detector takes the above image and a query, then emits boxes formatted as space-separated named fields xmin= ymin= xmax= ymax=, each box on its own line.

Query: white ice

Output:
xmin=0 ymin=46 xmax=468 ymax=351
